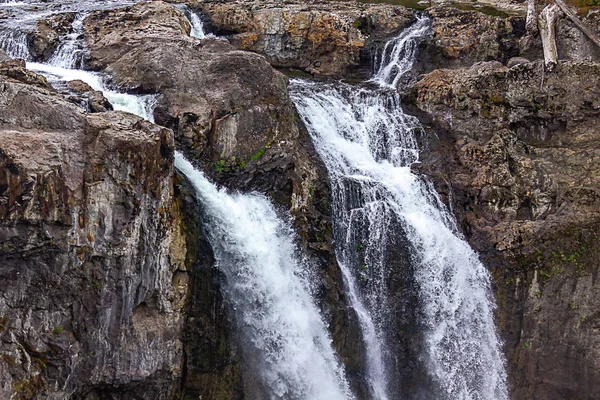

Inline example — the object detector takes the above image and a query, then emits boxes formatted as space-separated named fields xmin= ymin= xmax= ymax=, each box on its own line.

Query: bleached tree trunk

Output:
xmin=526 ymin=0 xmax=538 ymax=35
xmin=538 ymin=4 xmax=562 ymax=71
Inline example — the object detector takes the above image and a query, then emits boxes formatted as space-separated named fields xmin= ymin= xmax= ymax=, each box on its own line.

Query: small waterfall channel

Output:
xmin=290 ymin=15 xmax=509 ymax=400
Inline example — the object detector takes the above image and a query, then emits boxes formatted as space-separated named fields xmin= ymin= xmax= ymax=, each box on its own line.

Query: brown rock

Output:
xmin=0 ymin=65 xmax=189 ymax=399
xmin=187 ymin=0 xmax=415 ymax=77
xmin=66 ymin=79 xmax=113 ymax=112
xmin=26 ymin=12 xmax=76 ymax=61
xmin=0 ymin=58 xmax=54 ymax=90
xmin=422 ymin=7 xmax=526 ymax=69
xmin=507 ymin=56 xmax=529 ymax=67
xmin=84 ymin=1 xmax=362 ymax=396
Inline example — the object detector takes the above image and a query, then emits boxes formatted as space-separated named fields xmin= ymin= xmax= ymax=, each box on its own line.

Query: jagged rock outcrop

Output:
xmin=64 ymin=79 xmax=114 ymax=113
xmin=26 ymin=12 xmax=76 ymax=61
xmin=420 ymin=7 xmax=527 ymax=70
xmin=0 ymin=58 xmax=53 ymax=90
xmin=177 ymin=0 xmax=415 ymax=77
xmin=411 ymin=60 xmax=600 ymax=399
xmin=0 ymin=61 xmax=190 ymax=399
xmin=83 ymin=1 xmax=364 ymax=397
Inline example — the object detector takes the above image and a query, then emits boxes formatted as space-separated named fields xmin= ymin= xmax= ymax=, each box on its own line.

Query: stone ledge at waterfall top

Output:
xmin=0 ymin=58 xmax=190 ymax=399
xmin=410 ymin=60 xmax=600 ymax=400
xmin=175 ymin=0 xmax=415 ymax=77
xmin=27 ymin=12 xmax=77 ymax=62
xmin=172 ymin=1 xmax=532 ymax=76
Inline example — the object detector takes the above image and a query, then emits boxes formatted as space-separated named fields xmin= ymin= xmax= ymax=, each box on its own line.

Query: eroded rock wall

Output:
xmin=0 ymin=60 xmax=191 ymax=399
xmin=181 ymin=0 xmax=415 ymax=77
xmin=411 ymin=60 xmax=600 ymax=400
xmin=83 ymin=2 xmax=365 ymax=397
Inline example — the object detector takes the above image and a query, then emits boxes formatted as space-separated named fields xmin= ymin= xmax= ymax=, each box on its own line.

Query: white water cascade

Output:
xmin=48 ymin=12 xmax=87 ymax=69
xmin=290 ymin=16 xmax=509 ymax=400
xmin=176 ymin=155 xmax=354 ymax=400
xmin=1 ymin=6 xmax=353 ymax=397
xmin=175 ymin=4 xmax=210 ymax=39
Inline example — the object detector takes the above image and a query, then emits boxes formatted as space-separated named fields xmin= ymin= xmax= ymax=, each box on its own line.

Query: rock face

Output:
xmin=64 ymin=79 xmax=114 ymax=113
xmin=0 ymin=61 xmax=190 ymax=399
xmin=411 ymin=60 xmax=600 ymax=399
xmin=26 ymin=12 xmax=76 ymax=61
xmin=185 ymin=0 xmax=415 ymax=77
xmin=421 ymin=7 xmax=526 ymax=70
xmin=83 ymin=1 xmax=363 ymax=397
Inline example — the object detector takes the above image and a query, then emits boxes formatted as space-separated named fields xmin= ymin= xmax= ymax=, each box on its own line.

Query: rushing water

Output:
xmin=290 ymin=17 xmax=509 ymax=400
xmin=176 ymin=155 xmax=354 ymax=400
xmin=174 ymin=3 xmax=209 ymax=39
xmin=1 ymin=1 xmax=509 ymax=398
xmin=0 ymin=4 xmax=355 ymax=397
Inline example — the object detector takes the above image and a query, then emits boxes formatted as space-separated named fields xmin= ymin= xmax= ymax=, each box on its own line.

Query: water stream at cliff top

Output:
xmin=291 ymin=16 xmax=508 ymax=399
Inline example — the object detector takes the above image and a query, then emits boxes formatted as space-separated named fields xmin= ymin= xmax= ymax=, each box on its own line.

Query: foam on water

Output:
xmin=175 ymin=153 xmax=354 ymax=400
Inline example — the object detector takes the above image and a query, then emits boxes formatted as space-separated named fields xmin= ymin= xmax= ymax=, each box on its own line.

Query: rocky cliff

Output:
xmin=412 ymin=59 xmax=600 ymax=400
xmin=2 ymin=0 xmax=600 ymax=399
xmin=82 ymin=2 xmax=368 ymax=397
xmin=0 ymin=57 xmax=190 ymax=399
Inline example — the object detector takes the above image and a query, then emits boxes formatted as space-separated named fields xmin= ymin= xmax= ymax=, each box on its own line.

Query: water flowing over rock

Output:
xmin=176 ymin=154 xmax=354 ymax=400
xmin=83 ymin=2 xmax=362 ymax=396
xmin=412 ymin=60 xmax=600 ymax=399
xmin=26 ymin=12 xmax=76 ymax=62
xmin=1 ymin=0 xmax=600 ymax=398
xmin=291 ymin=17 xmax=508 ymax=400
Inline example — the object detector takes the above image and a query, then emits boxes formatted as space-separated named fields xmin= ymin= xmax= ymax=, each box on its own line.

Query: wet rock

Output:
xmin=65 ymin=79 xmax=113 ymax=112
xmin=507 ymin=56 xmax=529 ymax=67
xmin=0 ymin=48 xmax=9 ymax=62
xmin=0 ymin=64 xmax=189 ymax=399
xmin=183 ymin=0 xmax=415 ymax=77
xmin=84 ymin=1 xmax=361 ymax=396
xmin=26 ymin=12 xmax=76 ymax=61
xmin=411 ymin=60 xmax=600 ymax=399
xmin=0 ymin=58 xmax=53 ymax=90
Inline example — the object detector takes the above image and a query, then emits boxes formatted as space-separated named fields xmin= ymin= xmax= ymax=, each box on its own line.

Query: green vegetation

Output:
xmin=213 ymin=159 xmax=227 ymax=172
xmin=250 ymin=148 xmax=266 ymax=161
xmin=53 ymin=326 xmax=64 ymax=335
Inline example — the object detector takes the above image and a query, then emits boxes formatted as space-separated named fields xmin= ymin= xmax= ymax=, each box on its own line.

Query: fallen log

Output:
xmin=526 ymin=0 xmax=538 ymax=34
xmin=538 ymin=4 xmax=563 ymax=70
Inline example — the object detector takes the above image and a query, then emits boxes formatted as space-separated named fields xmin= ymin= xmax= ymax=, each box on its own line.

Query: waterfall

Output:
xmin=48 ymin=12 xmax=87 ymax=69
xmin=0 ymin=29 xmax=29 ymax=59
xmin=371 ymin=16 xmax=430 ymax=88
xmin=4 ymin=7 xmax=351 ymax=396
xmin=174 ymin=4 xmax=210 ymax=39
xmin=175 ymin=154 xmax=354 ymax=400
xmin=290 ymin=17 xmax=509 ymax=400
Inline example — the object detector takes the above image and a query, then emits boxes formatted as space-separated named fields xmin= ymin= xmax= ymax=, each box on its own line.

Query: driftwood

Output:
xmin=554 ymin=0 xmax=600 ymax=50
xmin=538 ymin=4 xmax=563 ymax=70
xmin=526 ymin=0 xmax=538 ymax=34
